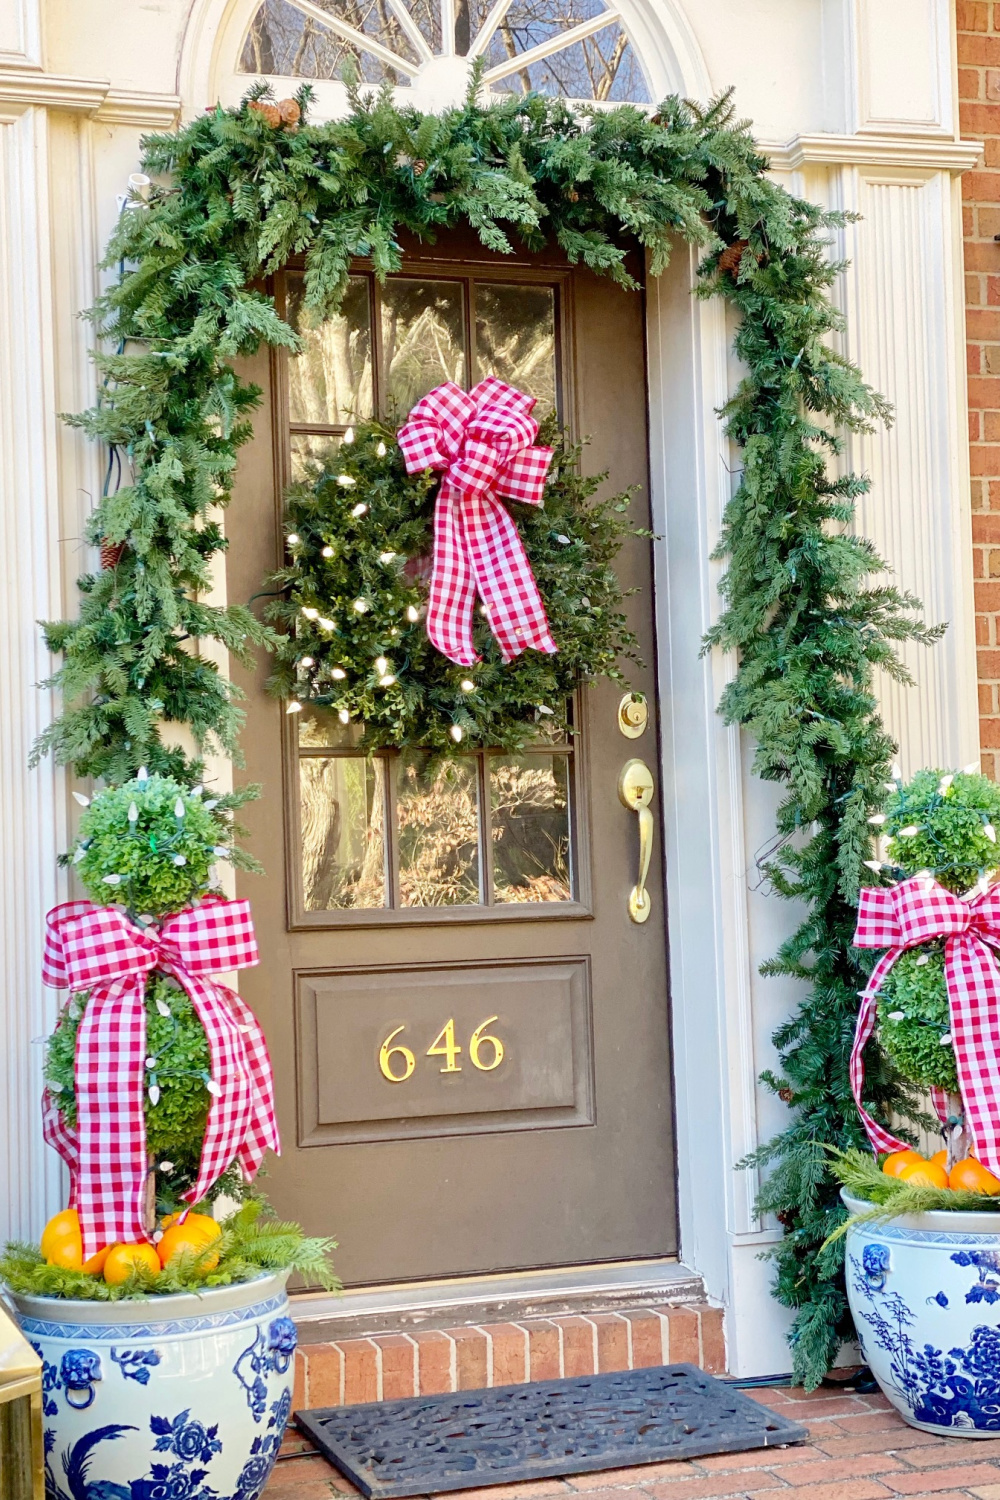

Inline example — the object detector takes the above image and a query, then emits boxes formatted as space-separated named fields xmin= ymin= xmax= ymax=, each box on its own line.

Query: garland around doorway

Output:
xmin=35 ymin=76 xmax=941 ymax=1387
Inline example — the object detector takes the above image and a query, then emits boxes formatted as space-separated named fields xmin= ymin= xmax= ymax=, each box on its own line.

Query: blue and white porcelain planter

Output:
xmin=844 ymin=1189 xmax=1000 ymax=1436
xmin=8 ymin=1272 xmax=296 ymax=1500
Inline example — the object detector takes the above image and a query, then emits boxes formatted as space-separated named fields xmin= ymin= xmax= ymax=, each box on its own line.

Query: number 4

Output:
xmin=427 ymin=1017 xmax=462 ymax=1073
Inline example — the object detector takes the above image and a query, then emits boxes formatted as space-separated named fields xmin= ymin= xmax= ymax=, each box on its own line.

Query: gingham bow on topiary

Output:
xmin=851 ymin=875 xmax=1000 ymax=1178
xmin=41 ymin=898 xmax=279 ymax=1257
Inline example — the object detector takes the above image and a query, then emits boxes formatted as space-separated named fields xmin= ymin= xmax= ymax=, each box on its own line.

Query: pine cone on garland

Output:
xmin=718 ymin=239 xmax=750 ymax=277
xmin=278 ymin=98 xmax=300 ymax=125
xmin=565 ymin=187 xmax=580 ymax=203
xmin=100 ymin=540 xmax=125 ymax=571
xmin=247 ymin=99 xmax=282 ymax=128
xmin=412 ymin=159 xmax=427 ymax=176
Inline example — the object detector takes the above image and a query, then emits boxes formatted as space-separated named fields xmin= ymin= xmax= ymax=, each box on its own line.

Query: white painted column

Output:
xmin=0 ymin=101 xmax=69 ymax=1241
xmin=837 ymin=158 xmax=980 ymax=775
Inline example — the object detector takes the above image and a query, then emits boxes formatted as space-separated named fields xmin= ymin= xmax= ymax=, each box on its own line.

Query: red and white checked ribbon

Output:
xmin=851 ymin=874 xmax=1000 ymax=1176
xmin=41 ymin=899 xmax=280 ymax=1257
xmin=397 ymin=377 xmax=557 ymax=666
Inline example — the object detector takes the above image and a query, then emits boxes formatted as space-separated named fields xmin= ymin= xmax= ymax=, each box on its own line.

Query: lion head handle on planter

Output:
xmin=850 ymin=767 xmax=1000 ymax=1178
xmin=42 ymin=772 xmax=279 ymax=1259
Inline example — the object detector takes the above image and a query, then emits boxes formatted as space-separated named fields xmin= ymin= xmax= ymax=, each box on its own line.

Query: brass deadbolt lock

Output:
xmin=618 ymin=693 xmax=648 ymax=739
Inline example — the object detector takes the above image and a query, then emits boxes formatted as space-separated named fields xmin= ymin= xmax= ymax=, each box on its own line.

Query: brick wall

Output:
xmin=289 ymin=1305 xmax=725 ymax=1409
xmin=959 ymin=1 xmax=1000 ymax=776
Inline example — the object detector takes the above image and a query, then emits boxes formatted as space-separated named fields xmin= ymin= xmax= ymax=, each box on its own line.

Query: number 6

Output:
xmin=379 ymin=1025 xmax=416 ymax=1082
xmin=469 ymin=1016 xmax=504 ymax=1072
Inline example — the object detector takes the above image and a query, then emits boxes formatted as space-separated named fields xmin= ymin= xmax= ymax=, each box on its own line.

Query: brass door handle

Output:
xmin=617 ymin=758 xmax=654 ymax=923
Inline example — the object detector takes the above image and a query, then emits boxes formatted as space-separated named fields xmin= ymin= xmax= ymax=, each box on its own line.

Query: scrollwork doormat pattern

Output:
xmin=294 ymin=1364 xmax=808 ymax=1497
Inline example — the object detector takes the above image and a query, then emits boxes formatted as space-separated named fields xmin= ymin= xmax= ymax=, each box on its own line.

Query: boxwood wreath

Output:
xmin=267 ymin=415 xmax=639 ymax=750
xmin=34 ymin=73 xmax=942 ymax=1383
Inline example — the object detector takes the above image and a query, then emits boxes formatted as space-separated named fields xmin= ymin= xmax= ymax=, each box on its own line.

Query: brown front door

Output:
xmin=227 ymin=230 xmax=676 ymax=1286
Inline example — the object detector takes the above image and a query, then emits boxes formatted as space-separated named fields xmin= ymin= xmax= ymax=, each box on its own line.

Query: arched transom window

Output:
xmin=239 ymin=0 xmax=651 ymax=107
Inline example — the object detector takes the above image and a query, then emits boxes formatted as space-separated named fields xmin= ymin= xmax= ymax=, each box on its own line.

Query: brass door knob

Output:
xmin=617 ymin=759 xmax=654 ymax=923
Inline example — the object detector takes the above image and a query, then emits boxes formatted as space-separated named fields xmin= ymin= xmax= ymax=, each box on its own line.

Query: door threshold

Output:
xmin=290 ymin=1258 xmax=706 ymax=1343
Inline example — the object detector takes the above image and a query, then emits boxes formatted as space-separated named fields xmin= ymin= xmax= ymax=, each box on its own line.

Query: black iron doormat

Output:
xmin=295 ymin=1364 xmax=808 ymax=1498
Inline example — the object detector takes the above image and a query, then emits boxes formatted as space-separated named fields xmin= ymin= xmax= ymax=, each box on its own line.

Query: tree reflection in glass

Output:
xmin=490 ymin=755 xmax=571 ymax=903
xmin=476 ymin=283 xmax=556 ymax=415
xmin=287 ymin=275 xmax=373 ymax=426
xmin=397 ymin=753 xmax=481 ymax=906
xmin=300 ymin=755 xmax=386 ymax=908
xmin=381 ymin=280 xmax=465 ymax=418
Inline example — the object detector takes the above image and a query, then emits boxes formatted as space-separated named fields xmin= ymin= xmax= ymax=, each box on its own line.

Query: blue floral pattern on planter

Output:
xmin=851 ymin=1252 xmax=1000 ymax=1430
xmin=60 ymin=1350 xmax=102 ymax=1411
xmin=234 ymin=1320 xmax=298 ymax=1420
xmin=952 ymin=1249 xmax=1000 ymax=1304
xmin=111 ymin=1350 xmax=162 ymax=1386
xmin=44 ymin=1406 xmax=288 ymax=1500
xmin=151 ymin=1411 xmax=222 ymax=1464
xmin=31 ymin=1342 xmax=62 ymax=1417
xmin=233 ymin=1329 xmax=269 ymax=1423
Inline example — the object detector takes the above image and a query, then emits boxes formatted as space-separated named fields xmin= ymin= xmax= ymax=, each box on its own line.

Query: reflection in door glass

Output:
xmin=397 ymin=753 xmax=481 ymax=907
xmin=287 ymin=275 xmax=373 ymax=426
xmin=476 ymin=284 xmax=557 ymax=415
xmin=381 ymin=280 xmax=465 ymax=417
xmin=300 ymin=756 xmax=386 ymax=909
xmin=490 ymin=755 xmax=571 ymax=903
xmin=290 ymin=433 xmax=341 ymax=481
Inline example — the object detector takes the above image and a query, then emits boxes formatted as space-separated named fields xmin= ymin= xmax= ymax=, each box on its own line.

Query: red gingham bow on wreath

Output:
xmin=851 ymin=874 xmax=1000 ymax=1178
xmin=41 ymin=898 xmax=280 ymax=1257
xmin=397 ymin=377 xmax=557 ymax=667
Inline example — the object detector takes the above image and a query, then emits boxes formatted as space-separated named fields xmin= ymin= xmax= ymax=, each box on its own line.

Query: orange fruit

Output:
xmin=949 ymin=1157 xmax=1000 ymax=1195
xmin=899 ymin=1159 xmax=950 ymax=1189
xmin=157 ymin=1222 xmax=220 ymax=1272
xmin=41 ymin=1209 xmax=112 ymax=1274
xmin=103 ymin=1243 xmax=161 ymax=1285
xmin=82 ymin=1244 xmax=111 ymax=1276
xmin=160 ymin=1211 xmax=220 ymax=1240
xmin=882 ymin=1150 xmax=924 ymax=1178
xmin=931 ymin=1150 xmax=948 ymax=1167
xmin=40 ymin=1208 xmax=83 ymax=1270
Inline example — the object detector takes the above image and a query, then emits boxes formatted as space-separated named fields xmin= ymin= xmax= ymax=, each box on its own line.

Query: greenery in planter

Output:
xmin=829 ymin=1147 xmax=1000 ymax=1229
xmin=267 ymin=416 xmax=640 ymax=752
xmin=0 ymin=1200 xmax=337 ymax=1301
xmin=31 ymin=76 xmax=941 ymax=1380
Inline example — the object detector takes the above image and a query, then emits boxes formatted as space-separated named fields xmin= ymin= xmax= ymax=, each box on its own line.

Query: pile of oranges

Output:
xmin=882 ymin=1148 xmax=1000 ymax=1194
xmin=40 ymin=1208 xmax=222 ymax=1284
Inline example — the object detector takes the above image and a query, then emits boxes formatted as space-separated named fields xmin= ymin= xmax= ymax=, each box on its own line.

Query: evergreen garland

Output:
xmin=36 ymin=77 xmax=943 ymax=1384
xmin=267 ymin=415 xmax=639 ymax=751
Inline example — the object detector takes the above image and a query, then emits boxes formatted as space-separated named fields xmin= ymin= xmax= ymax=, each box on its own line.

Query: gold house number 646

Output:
xmin=378 ymin=1017 xmax=505 ymax=1083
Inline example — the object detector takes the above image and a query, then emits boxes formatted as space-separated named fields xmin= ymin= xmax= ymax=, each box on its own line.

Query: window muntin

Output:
xmin=294 ymin=710 xmax=574 ymax=915
xmin=239 ymin=0 xmax=650 ymax=103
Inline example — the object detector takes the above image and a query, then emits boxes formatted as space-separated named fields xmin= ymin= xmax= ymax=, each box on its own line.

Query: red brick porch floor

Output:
xmin=264 ymin=1385 xmax=1000 ymax=1500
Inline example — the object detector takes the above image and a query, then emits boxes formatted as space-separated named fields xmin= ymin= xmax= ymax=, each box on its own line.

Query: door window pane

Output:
xmin=381 ymin=279 xmax=465 ymax=417
xmin=298 ymin=706 xmax=363 ymax=749
xmin=287 ymin=275 xmax=373 ymax=425
xmin=290 ymin=432 xmax=341 ymax=481
xmin=397 ymin=753 xmax=481 ymax=907
xmin=490 ymin=754 xmax=572 ymax=903
xmin=300 ymin=755 xmax=386 ymax=909
xmin=476 ymin=283 xmax=557 ymax=415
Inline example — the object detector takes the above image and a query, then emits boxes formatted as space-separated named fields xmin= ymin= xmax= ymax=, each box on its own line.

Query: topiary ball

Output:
xmin=874 ymin=768 xmax=1000 ymax=1096
xmin=68 ymin=772 xmax=234 ymax=918
xmin=44 ymin=974 xmax=210 ymax=1208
